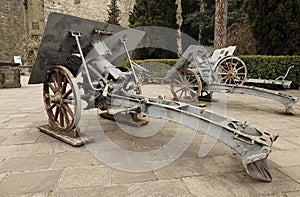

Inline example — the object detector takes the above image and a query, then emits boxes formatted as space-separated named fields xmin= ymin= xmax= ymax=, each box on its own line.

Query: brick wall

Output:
xmin=0 ymin=0 xmax=25 ymax=63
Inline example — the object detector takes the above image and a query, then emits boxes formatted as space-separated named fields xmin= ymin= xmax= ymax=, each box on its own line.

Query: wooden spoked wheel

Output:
xmin=170 ymin=69 xmax=201 ymax=101
xmin=217 ymin=56 xmax=247 ymax=85
xmin=43 ymin=66 xmax=81 ymax=134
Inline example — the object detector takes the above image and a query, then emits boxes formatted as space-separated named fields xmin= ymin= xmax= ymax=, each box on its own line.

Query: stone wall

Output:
xmin=0 ymin=0 xmax=134 ymax=64
xmin=0 ymin=63 xmax=21 ymax=88
xmin=44 ymin=0 xmax=134 ymax=26
xmin=0 ymin=0 xmax=26 ymax=63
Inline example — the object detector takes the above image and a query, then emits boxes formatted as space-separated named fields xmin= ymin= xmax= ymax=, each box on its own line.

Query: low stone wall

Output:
xmin=19 ymin=65 xmax=33 ymax=76
xmin=0 ymin=63 xmax=21 ymax=88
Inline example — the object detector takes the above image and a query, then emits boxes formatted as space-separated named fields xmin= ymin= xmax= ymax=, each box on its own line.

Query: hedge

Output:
xmin=125 ymin=56 xmax=300 ymax=88
xmin=124 ymin=59 xmax=177 ymax=68
xmin=239 ymin=56 xmax=300 ymax=88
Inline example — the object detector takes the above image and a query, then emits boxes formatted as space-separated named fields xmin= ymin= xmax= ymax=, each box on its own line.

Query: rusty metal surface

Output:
xmin=29 ymin=12 xmax=125 ymax=84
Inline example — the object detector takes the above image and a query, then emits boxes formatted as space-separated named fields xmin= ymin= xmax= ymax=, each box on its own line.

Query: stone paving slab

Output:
xmin=0 ymin=169 xmax=62 ymax=196
xmin=0 ymin=76 xmax=299 ymax=196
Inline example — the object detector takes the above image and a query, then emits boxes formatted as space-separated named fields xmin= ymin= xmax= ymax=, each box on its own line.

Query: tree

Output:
xmin=248 ymin=0 xmax=300 ymax=55
xmin=214 ymin=0 xmax=228 ymax=49
xmin=129 ymin=0 xmax=176 ymax=28
xmin=129 ymin=0 xmax=177 ymax=59
xmin=176 ymin=0 xmax=183 ymax=56
xmin=184 ymin=0 xmax=247 ymax=46
xmin=107 ymin=0 xmax=121 ymax=25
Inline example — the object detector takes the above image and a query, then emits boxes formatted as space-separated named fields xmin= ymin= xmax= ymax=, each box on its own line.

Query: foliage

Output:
xmin=184 ymin=0 xmax=215 ymax=45
xmin=128 ymin=0 xmax=177 ymax=59
xmin=129 ymin=0 xmax=176 ymax=28
xmin=107 ymin=0 xmax=121 ymax=25
xmin=124 ymin=59 xmax=177 ymax=68
xmin=184 ymin=0 xmax=247 ymax=45
xmin=248 ymin=0 xmax=300 ymax=55
xmin=240 ymin=55 xmax=300 ymax=87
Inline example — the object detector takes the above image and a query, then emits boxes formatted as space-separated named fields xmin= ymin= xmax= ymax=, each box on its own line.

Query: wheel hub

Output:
xmin=227 ymin=69 xmax=235 ymax=78
xmin=50 ymin=92 xmax=63 ymax=105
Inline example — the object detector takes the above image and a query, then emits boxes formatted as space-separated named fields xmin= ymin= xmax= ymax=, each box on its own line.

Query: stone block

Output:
xmin=0 ymin=63 xmax=21 ymax=88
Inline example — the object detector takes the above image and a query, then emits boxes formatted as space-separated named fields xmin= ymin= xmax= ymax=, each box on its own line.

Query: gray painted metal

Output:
xmin=164 ymin=45 xmax=298 ymax=113
xmin=245 ymin=78 xmax=293 ymax=89
xmin=108 ymin=91 xmax=278 ymax=182
xmin=29 ymin=12 xmax=125 ymax=84
xmin=29 ymin=13 xmax=279 ymax=182
xmin=209 ymin=83 xmax=298 ymax=114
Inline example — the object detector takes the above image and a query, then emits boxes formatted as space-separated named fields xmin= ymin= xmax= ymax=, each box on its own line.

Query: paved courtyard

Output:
xmin=0 ymin=76 xmax=299 ymax=196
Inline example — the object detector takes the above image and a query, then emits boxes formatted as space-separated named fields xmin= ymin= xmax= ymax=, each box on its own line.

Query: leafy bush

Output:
xmin=240 ymin=56 xmax=300 ymax=88
xmin=124 ymin=59 xmax=177 ymax=68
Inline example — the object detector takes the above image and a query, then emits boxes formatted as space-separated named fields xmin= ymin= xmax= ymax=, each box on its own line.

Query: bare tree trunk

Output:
xmin=214 ymin=0 xmax=228 ymax=49
xmin=198 ymin=0 xmax=205 ymax=43
xmin=176 ymin=0 xmax=183 ymax=57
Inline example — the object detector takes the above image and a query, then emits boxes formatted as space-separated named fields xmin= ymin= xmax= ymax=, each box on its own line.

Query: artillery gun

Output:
xmin=29 ymin=13 xmax=278 ymax=182
xmin=164 ymin=45 xmax=297 ymax=114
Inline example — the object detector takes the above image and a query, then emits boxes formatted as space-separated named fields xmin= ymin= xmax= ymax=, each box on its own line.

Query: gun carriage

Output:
xmin=164 ymin=45 xmax=297 ymax=114
xmin=29 ymin=13 xmax=280 ymax=182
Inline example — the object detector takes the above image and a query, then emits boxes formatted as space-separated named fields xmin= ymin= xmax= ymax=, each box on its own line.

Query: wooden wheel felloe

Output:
xmin=217 ymin=56 xmax=247 ymax=85
xmin=43 ymin=66 xmax=81 ymax=134
xmin=170 ymin=69 xmax=202 ymax=101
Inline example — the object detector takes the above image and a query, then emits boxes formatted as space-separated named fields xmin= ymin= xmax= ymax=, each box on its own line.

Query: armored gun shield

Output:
xmin=29 ymin=12 xmax=144 ymax=84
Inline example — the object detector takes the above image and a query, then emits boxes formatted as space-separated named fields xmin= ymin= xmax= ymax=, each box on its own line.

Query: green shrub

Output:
xmin=239 ymin=56 xmax=300 ymax=88
xmin=124 ymin=59 xmax=177 ymax=68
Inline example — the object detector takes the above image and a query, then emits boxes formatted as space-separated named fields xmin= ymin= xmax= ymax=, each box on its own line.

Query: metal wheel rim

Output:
xmin=43 ymin=66 xmax=81 ymax=133
xmin=170 ymin=69 xmax=202 ymax=101
xmin=217 ymin=56 xmax=247 ymax=85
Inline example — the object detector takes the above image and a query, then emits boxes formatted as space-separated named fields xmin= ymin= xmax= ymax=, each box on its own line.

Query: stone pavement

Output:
xmin=0 ymin=76 xmax=299 ymax=196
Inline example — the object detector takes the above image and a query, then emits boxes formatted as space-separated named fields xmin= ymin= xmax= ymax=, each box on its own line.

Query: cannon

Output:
xmin=29 ymin=13 xmax=278 ymax=182
xmin=164 ymin=45 xmax=297 ymax=114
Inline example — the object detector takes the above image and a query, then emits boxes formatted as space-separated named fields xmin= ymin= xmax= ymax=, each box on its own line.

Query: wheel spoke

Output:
xmin=234 ymin=76 xmax=242 ymax=81
xmin=48 ymin=83 xmax=56 ymax=93
xmin=60 ymin=107 xmax=70 ymax=126
xmin=187 ymin=74 xmax=192 ymax=83
xmin=61 ymin=77 xmax=68 ymax=94
xmin=178 ymin=73 xmax=184 ymax=83
xmin=236 ymin=66 xmax=246 ymax=72
xmin=59 ymin=108 xmax=64 ymax=127
xmin=220 ymin=65 xmax=228 ymax=73
xmin=174 ymin=79 xmax=181 ymax=84
xmin=54 ymin=107 xmax=59 ymax=121
xmin=175 ymin=87 xmax=185 ymax=93
xmin=51 ymin=73 xmax=59 ymax=90
xmin=179 ymin=89 xmax=184 ymax=98
xmin=188 ymin=78 xmax=197 ymax=84
xmin=64 ymin=110 xmax=71 ymax=126
xmin=48 ymin=104 xmax=56 ymax=111
xmin=63 ymin=89 xmax=72 ymax=99
xmin=63 ymin=99 xmax=73 ymax=105
xmin=224 ymin=78 xmax=229 ymax=84
xmin=222 ymin=76 xmax=228 ymax=80
xmin=188 ymin=87 xmax=197 ymax=95
xmin=56 ymin=71 xmax=62 ymax=89
xmin=63 ymin=103 xmax=74 ymax=118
